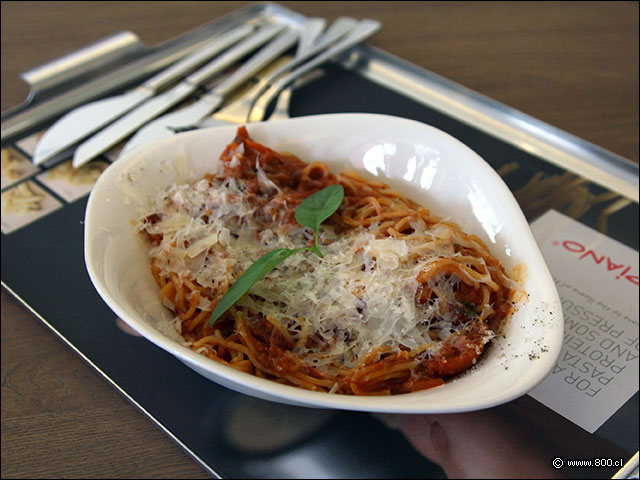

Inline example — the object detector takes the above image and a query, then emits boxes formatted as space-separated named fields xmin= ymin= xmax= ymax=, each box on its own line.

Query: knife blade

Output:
xmin=31 ymin=23 xmax=255 ymax=166
xmin=72 ymin=24 xmax=292 ymax=168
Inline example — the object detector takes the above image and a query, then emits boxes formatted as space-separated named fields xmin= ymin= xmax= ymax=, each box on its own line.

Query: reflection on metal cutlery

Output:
xmin=31 ymin=23 xmax=254 ymax=166
xmin=120 ymin=18 xmax=377 ymax=156
xmin=72 ymin=24 xmax=291 ymax=168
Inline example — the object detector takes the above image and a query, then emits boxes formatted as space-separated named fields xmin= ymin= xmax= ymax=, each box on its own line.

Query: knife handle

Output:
xmin=184 ymin=24 xmax=285 ymax=87
xmin=142 ymin=24 xmax=254 ymax=93
xmin=212 ymin=28 xmax=299 ymax=97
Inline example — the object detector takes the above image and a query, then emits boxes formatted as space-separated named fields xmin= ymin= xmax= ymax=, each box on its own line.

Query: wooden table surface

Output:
xmin=1 ymin=1 xmax=638 ymax=478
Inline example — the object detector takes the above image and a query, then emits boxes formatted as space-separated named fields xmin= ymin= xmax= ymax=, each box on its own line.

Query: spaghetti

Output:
xmin=138 ymin=126 xmax=521 ymax=395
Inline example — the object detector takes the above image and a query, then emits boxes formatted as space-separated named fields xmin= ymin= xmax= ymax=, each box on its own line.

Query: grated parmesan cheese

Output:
xmin=138 ymin=176 xmax=495 ymax=370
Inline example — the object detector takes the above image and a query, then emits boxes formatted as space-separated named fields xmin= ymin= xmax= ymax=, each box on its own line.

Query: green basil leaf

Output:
xmin=209 ymin=185 xmax=345 ymax=326
xmin=295 ymin=184 xmax=344 ymax=231
xmin=209 ymin=248 xmax=299 ymax=325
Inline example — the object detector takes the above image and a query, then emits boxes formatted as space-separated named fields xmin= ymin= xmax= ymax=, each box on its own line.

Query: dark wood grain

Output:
xmin=1 ymin=2 xmax=638 ymax=478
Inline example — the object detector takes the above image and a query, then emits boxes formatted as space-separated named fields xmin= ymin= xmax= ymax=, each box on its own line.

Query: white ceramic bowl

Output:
xmin=85 ymin=113 xmax=563 ymax=413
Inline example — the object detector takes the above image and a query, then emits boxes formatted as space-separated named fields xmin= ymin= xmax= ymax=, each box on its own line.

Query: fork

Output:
xmin=247 ymin=19 xmax=381 ymax=123
xmin=198 ymin=17 xmax=353 ymax=126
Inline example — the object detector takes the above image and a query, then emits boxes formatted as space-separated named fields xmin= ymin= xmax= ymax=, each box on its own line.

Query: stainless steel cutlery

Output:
xmin=120 ymin=18 xmax=380 ymax=157
xmin=30 ymin=16 xmax=382 ymax=168
xmin=72 ymin=24 xmax=289 ymax=167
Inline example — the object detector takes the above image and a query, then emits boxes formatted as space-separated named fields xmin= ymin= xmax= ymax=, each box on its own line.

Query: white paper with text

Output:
xmin=528 ymin=210 xmax=639 ymax=433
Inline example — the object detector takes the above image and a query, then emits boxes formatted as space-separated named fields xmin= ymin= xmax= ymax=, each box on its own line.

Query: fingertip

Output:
xmin=116 ymin=317 xmax=142 ymax=336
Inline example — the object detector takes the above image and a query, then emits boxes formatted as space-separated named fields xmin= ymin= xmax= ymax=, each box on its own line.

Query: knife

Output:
xmin=31 ymin=23 xmax=255 ymax=166
xmin=72 ymin=24 xmax=294 ymax=168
